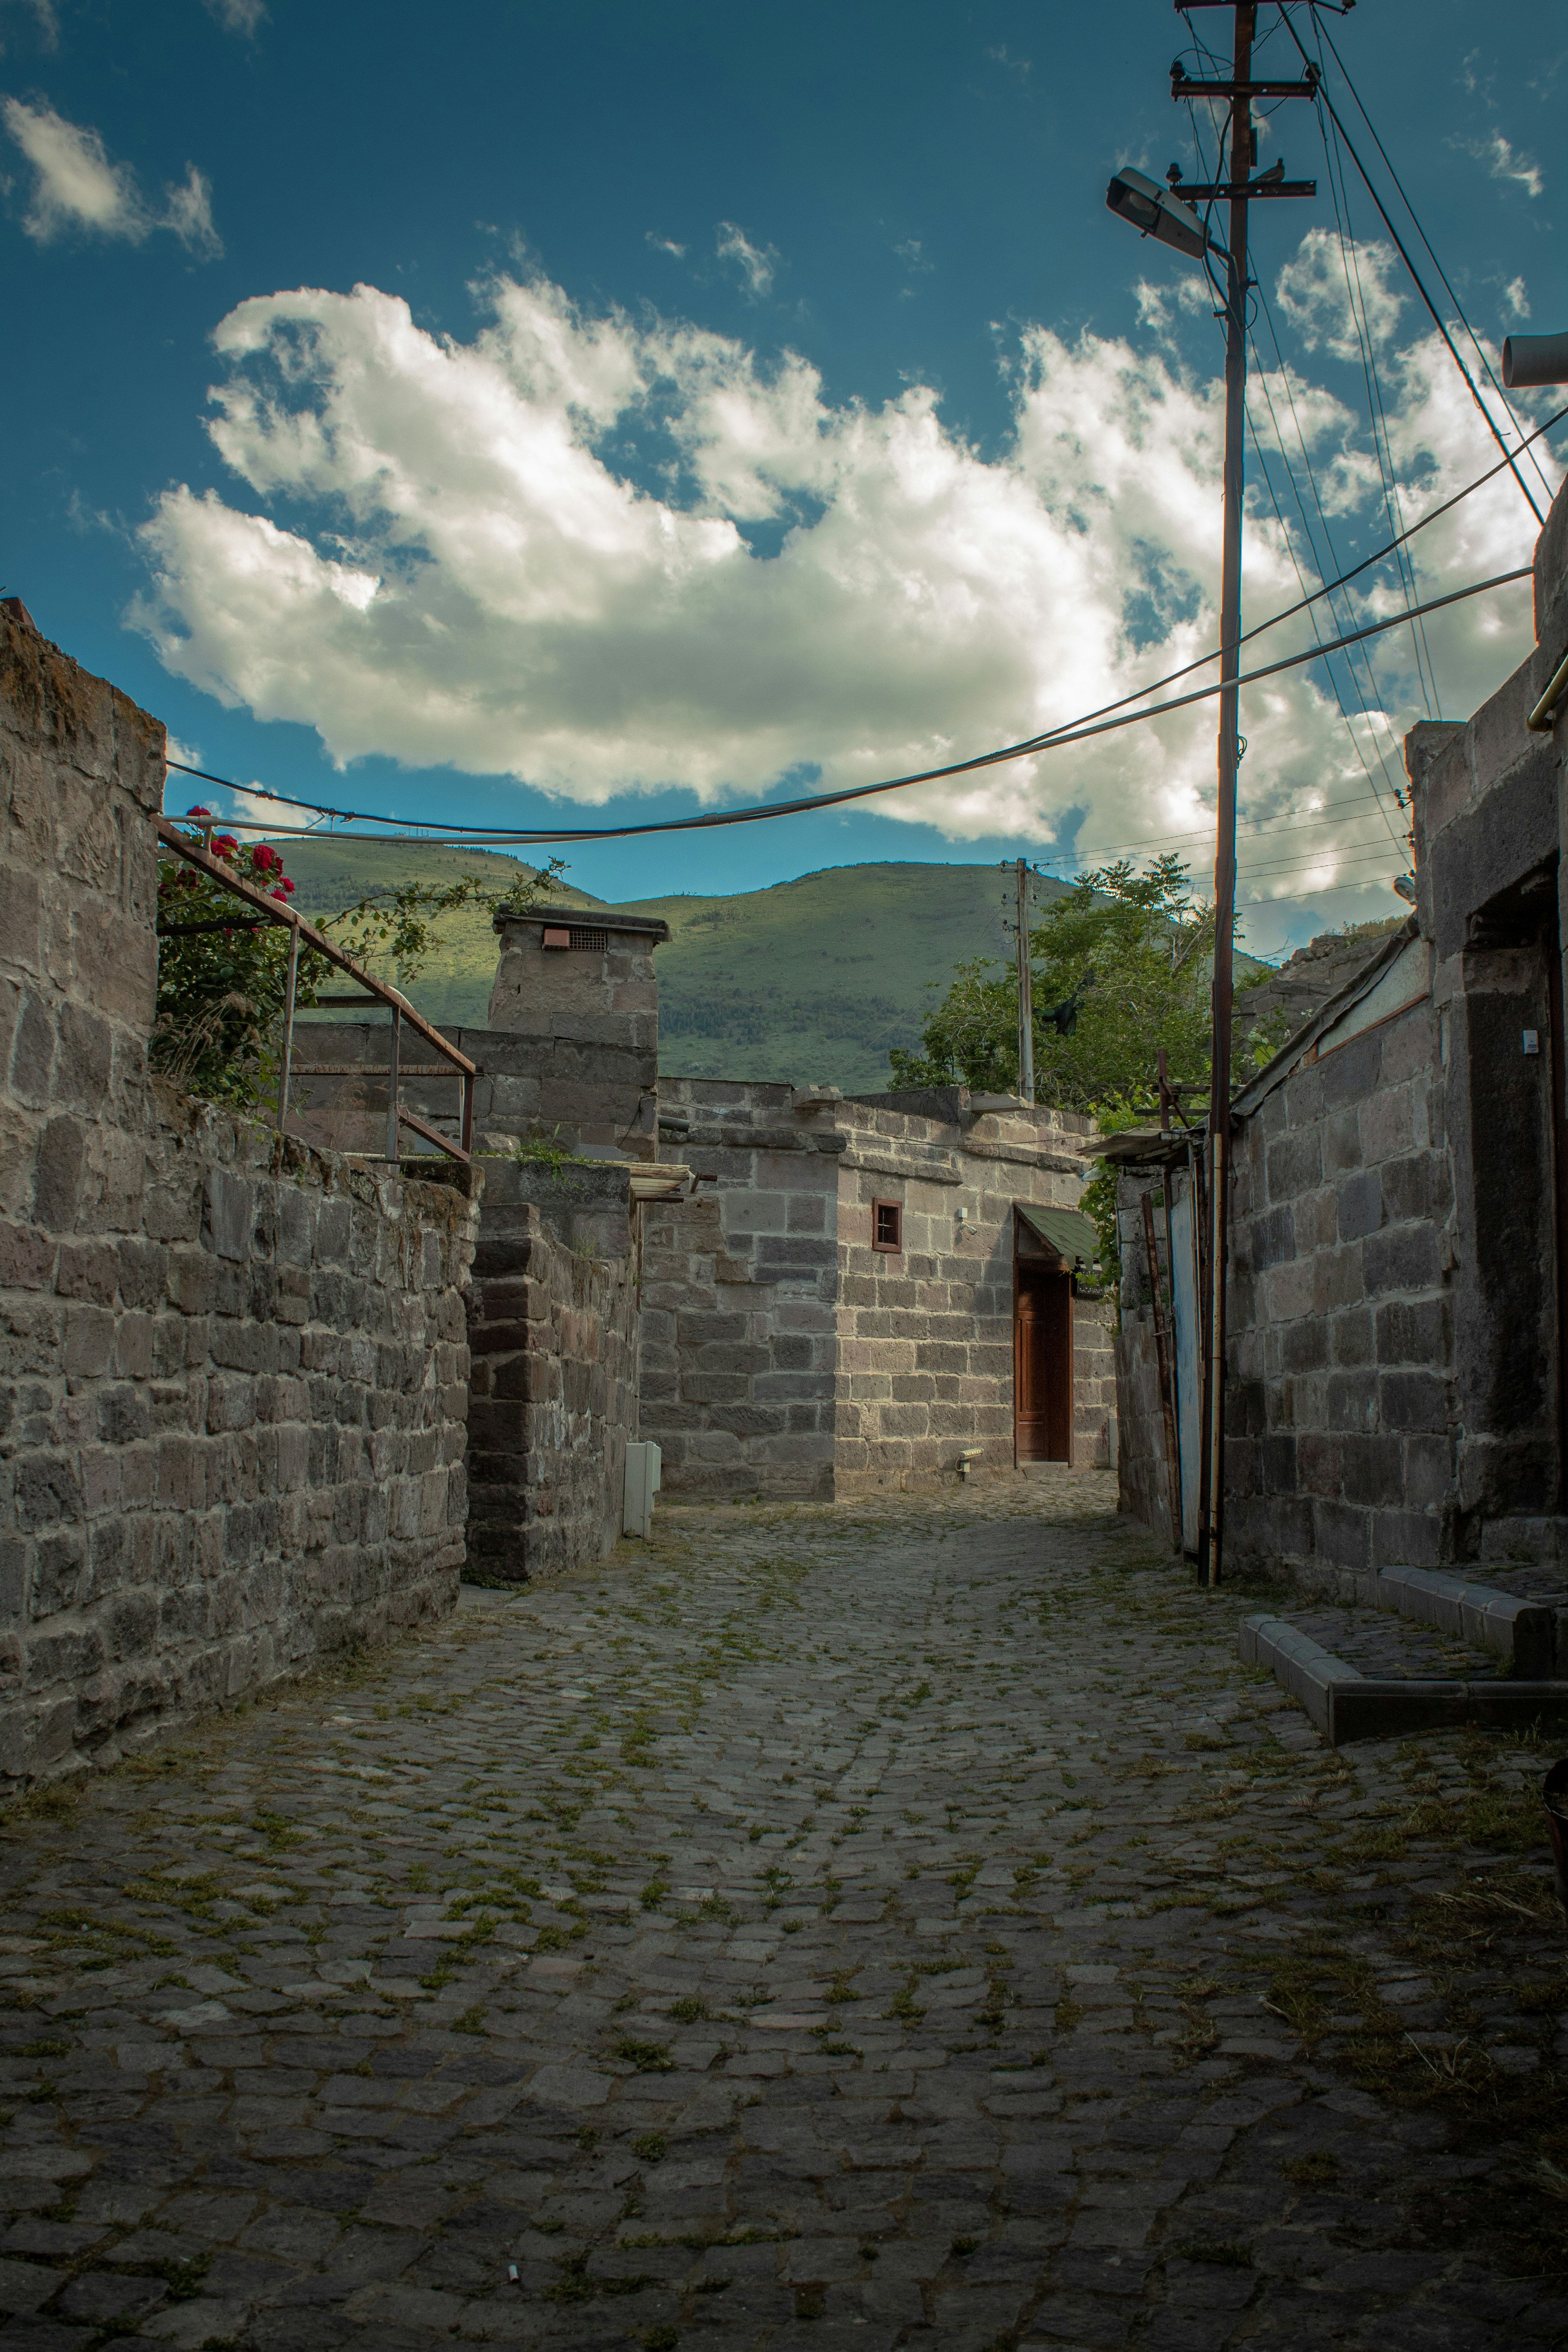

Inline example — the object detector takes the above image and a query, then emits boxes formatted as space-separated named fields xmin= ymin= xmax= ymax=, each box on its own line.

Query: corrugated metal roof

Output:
xmin=1016 ymin=1201 xmax=1098 ymax=1265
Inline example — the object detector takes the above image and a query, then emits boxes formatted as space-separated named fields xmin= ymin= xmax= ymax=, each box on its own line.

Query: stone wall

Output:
xmin=1112 ymin=475 xmax=1568 ymax=1587
xmin=466 ymin=1161 xmax=641 ymax=1583
xmin=833 ymin=1097 xmax=1114 ymax=1492
xmin=0 ymin=606 xmax=478 ymax=1779
xmin=641 ymin=1078 xmax=1113 ymax=1499
xmin=641 ymin=1080 xmax=840 ymax=1500
xmin=1225 ymin=983 xmax=1451 ymax=1587
xmin=485 ymin=906 xmax=669 ymax=1161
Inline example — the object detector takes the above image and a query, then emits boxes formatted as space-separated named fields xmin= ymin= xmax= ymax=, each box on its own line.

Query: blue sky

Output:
xmin=3 ymin=0 xmax=1564 ymax=949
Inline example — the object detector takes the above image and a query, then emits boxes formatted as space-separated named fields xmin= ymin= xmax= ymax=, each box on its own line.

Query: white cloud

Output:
xmin=2 ymin=98 xmax=221 ymax=253
xmin=1502 ymin=275 xmax=1531 ymax=321
xmin=1276 ymin=228 xmax=1405 ymax=361
xmin=203 ymin=0 xmax=266 ymax=33
xmin=4 ymin=98 xmax=140 ymax=238
xmin=647 ymin=231 xmax=686 ymax=260
xmin=130 ymin=250 xmax=1558 ymax=956
xmin=162 ymin=162 xmax=220 ymax=258
xmin=1457 ymin=131 xmax=1544 ymax=200
xmin=715 ymin=220 xmax=778 ymax=300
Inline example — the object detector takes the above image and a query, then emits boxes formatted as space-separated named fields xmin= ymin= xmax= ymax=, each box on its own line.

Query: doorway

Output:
xmin=1014 ymin=1261 xmax=1072 ymax=1462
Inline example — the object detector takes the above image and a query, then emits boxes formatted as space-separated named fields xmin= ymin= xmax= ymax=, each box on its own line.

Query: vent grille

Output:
xmin=569 ymin=927 xmax=609 ymax=951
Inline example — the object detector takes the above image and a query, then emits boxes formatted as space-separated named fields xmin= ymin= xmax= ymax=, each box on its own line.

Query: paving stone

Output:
xmin=0 ymin=1478 xmax=1558 ymax=2347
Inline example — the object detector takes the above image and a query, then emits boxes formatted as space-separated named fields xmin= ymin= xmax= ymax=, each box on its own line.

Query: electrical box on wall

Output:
xmin=623 ymin=1441 xmax=662 ymax=1539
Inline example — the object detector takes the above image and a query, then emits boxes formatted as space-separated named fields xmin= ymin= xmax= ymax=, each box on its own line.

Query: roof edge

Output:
xmin=1230 ymin=913 xmax=1421 ymax=1121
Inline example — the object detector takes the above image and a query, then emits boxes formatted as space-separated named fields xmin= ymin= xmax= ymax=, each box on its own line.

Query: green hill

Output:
xmin=266 ymin=840 xmax=1071 ymax=1092
xmin=621 ymin=863 xmax=1074 ymax=1090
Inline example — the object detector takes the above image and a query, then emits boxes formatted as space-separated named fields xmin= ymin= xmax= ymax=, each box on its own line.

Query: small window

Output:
xmin=541 ymin=926 xmax=571 ymax=950
xmin=569 ymin=927 xmax=609 ymax=951
xmin=872 ymin=1199 xmax=902 ymax=1253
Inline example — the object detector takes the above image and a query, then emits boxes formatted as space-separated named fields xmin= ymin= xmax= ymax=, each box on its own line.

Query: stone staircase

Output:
xmin=1240 ymin=1565 xmax=1568 ymax=1745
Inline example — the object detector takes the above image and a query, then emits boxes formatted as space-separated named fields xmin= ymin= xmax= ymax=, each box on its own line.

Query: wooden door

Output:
xmin=1014 ymin=1265 xmax=1072 ymax=1461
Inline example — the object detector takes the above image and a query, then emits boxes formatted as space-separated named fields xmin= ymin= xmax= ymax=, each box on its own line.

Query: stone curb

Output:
xmin=1377 ymin=1566 xmax=1567 ymax=1679
xmin=1238 ymin=1613 xmax=1568 ymax=1745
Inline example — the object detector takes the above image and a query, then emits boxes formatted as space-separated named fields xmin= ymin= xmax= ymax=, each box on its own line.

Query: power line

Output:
xmin=167 ymin=562 xmax=1531 ymax=847
xmin=1248 ymin=274 xmax=1416 ymax=815
xmin=1282 ymin=4 xmax=1547 ymax=524
xmin=1184 ymin=74 xmax=1416 ymax=828
xmin=1029 ymin=793 xmax=1405 ymax=882
xmin=162 ymin=394 xmax=1566 ymax=843
xmin=1309 ymin=7 xmax=1556 ymax=509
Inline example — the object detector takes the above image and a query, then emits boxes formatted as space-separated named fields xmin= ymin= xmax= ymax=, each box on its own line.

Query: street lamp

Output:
xmin=1105 ymin=167 xmax=1211 ymax=262
xmin=1504 ymin=334 xmax=1568 ymax=390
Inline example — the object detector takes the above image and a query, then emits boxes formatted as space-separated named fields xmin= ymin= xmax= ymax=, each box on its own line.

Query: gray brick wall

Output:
xmin=466 ymin=1172 xmax=640 ymax=1583
xmin=1225 ymin=996 xmax=1452 ymax=1586
xmin=0 ymin=608 xmax=477 ymax=1782
xmin=641 ymin=1082 xmax=839 ymax=1500
xmin=642 ymin=1081 xmax=1113 ymax=1499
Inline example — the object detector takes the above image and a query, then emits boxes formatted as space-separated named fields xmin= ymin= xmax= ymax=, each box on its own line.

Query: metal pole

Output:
xmin=1015 ymin=857 xmax=1035 ymax=1105
xmin=1142 ymin=1190 xmax=1185 ymax=1554
xmin=386 ymin=1003 xmax=402 ymax=1165
xmin=1198 ymin=1 xmax=1254 ymax=1590
xmin=277 ymin=915 xmax=300 ymax=1135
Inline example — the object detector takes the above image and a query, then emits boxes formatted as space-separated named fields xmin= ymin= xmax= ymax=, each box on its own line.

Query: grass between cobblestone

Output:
xmin=0 ymin=1477 xmax=1563 ymax=2348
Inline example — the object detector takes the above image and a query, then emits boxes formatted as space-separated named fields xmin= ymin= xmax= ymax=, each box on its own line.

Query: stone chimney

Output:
xmin=485 ymin=904 xmax=670 ymax=1161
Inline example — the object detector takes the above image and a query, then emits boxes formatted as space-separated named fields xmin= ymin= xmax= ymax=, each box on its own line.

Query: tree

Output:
xmin=890 ymin=858 xmax=1285 ymax=1281
xmin=889 ymin=855 xmax=1280 ymax=1114
xmin=153 ymin=813 xmax=564 ymax=1112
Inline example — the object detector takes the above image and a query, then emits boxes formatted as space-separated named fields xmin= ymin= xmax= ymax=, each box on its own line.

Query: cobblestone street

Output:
xmin=0 ymin=1480 xmax=1567 ymax=2352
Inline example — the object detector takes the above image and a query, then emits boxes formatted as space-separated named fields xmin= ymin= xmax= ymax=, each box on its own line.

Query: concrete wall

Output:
xmin=0 ymin=606 xmax=477 ymax=1779
xmin=466 ymin=1163 xmax=640 ymax=1583
xmin=641 ymin=1078 xmax=1113 ymax=1499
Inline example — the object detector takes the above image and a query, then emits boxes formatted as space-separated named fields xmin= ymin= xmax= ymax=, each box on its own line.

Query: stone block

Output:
xmin=1378 ymin=1368 xmax=1448 ymax=1433
xmin=1337 ymin=1167 xmax=1383 ymax=1243
xmin=202 ymin=1169 xmax=254 ymax=1263
xmin=1362 ymin=1223 xmax=1441 ymax=1296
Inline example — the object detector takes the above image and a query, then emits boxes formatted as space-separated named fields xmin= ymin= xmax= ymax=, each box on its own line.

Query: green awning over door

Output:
xmin=1015 ymin=1201 xmax=1098 ymax=1267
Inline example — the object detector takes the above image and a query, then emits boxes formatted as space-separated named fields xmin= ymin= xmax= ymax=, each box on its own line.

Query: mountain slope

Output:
xmin=267 ymin=842 xmax=1070 ymax=1092
xmin=621 ymin=863 xmax=1074 ymax=1090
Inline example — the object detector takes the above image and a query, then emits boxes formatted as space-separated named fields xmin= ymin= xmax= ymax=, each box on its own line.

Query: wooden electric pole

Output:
xmin=1165 ymin=4 xmax=1317 ymax=1584
xmin=1014 ymin=857 xmax=1035 ymax=1104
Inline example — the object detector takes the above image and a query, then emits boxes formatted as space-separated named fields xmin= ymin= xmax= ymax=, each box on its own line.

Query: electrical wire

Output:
xmin=163 ymin=395 xmax=1564 ymax=843
xmin=1314 ymin=98 xmax=1443 ymax=715
xmin=1282 ymin=5 xmax=1547 ymax=524
xmin=1032 ymin=789 xmax=1406 ymax=876
xmin=1308 ymin=7 xmax=1556 ymax=510
xmin=167 ymin=562 xmax=1529 ymax=847
xmin=1180 ymin=78 xmax=1415 ymax=832
xmin=1248 ymin=271 xmax=1416 ymax=813
xmin=1246 ymin=343 xmax=1411 ymax=837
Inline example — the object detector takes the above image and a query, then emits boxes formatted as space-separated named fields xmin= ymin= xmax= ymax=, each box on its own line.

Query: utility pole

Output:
xmin=1014 ymin=858 xmax=1035 ymax=1104
xmin=1112 ymin=5 xmax=1317 ymax=1583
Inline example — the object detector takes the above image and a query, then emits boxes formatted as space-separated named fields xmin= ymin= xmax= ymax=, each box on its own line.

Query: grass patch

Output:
xmin=614 ymin=2035 xmax=674 ymax=2073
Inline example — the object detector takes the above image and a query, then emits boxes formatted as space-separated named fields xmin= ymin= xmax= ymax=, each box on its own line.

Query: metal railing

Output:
xmin=156 ymin=819 xmax=476 ymax=1166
